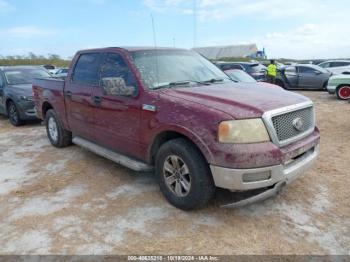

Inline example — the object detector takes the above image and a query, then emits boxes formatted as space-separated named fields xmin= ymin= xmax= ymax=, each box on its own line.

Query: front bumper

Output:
xmin=17 ymin=100 xmax=38 ymax=120
xmin=210 ymin=144 xmax=319 ymax=191
xmin=327 ymin=85 xmax=336 ymax=94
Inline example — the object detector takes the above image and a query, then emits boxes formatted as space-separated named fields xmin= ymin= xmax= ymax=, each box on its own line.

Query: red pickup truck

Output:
xmin=33 ymin=47 xmax=320 ymax=210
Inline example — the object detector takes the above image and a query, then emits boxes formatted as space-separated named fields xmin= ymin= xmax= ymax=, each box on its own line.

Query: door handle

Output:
xmin=65 ymin=91 xmax=72 ymax=98
xmin=93 ymin=96 xmax=102 ymax=105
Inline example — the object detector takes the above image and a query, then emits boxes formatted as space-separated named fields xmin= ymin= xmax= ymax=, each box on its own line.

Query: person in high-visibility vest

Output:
xmin=266 ymin=59 xmax=277 ymax=84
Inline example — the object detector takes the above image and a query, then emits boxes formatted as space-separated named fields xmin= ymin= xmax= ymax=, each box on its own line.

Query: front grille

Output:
xmin=271 ymin=107 xmax=314 ymax=142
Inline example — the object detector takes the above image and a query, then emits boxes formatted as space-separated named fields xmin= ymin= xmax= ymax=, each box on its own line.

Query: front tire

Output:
xmin=276 ymin=79 xmax=285 ymax=89
xmin=45 ymin=109 xmax=72 ymax=148
xmin=7 ymin=101 xmax=23 ymax=126
xmin=336 ymin=85 xmax=350 ymax=100
xmin=155 ymin=138 xmax=215 ymax=210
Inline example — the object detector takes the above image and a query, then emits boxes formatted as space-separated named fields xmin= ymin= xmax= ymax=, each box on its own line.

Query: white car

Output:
xmin=318 ymin=60 xmax=350 ymax=74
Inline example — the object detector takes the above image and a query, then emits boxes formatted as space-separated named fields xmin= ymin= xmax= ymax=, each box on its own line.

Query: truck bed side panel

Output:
xmin=32 ymin=78 xmax=70 ymax=130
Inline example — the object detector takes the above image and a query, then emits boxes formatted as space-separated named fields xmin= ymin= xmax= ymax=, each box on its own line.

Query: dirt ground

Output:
xmin=0 ymin=91 xmax=349 ymax=255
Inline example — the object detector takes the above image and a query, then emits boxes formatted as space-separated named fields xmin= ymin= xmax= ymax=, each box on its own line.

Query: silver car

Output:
xmin=318 ymin=60 xmax=350 ymax=75
xmin=276 ymin=64 xmax=331 ymax=90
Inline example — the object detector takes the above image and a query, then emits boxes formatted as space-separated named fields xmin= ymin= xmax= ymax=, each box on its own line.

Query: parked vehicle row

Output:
xmin=31 ymin=47 xmax=320 ymax=210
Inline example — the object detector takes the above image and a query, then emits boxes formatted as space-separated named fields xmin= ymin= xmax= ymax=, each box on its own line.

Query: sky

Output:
xmin=0 ymin=0 xmax=349 ymax=59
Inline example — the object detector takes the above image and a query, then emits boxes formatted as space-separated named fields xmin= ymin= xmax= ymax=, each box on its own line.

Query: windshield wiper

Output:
xmin=152 ymin=80 xmax=210 ymax=90
xmin=203 ymin=78 xmax=225 ymax=84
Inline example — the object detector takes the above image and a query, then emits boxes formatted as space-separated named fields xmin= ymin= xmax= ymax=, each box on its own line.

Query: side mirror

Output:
xmin=102 ymin=77 xmax=136 ymax=97
xmin=315 ymin=71 xmax=322 ymax=75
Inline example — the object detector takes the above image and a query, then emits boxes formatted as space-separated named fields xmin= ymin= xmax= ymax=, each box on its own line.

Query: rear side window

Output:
xmin=72 ymin=53 xmax=102 ymax=85
xmin=330 ymin=61 xmax=350 ymax=67
xmin=298 ymin=66 xmax=318 ymax=74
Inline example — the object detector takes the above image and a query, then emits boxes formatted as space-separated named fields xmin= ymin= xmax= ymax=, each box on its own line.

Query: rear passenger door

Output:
xmin=91 ymin=52 xmax=143 ymax=159
xmin=65 ymin=52 xmax=102 ymax=140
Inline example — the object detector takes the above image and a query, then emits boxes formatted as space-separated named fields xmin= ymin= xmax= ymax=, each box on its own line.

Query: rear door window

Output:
xmin=72 ymin=53 xmax=102 ymax=86
xmin=298 ymin=66 xmax=318 ymax=74
xmin=330 ymin=61 xmax=350 ymax=67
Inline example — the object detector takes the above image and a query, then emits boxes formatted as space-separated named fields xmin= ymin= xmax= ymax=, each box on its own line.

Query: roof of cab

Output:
xmin=77 ymin=46 xmax=188 ymax=53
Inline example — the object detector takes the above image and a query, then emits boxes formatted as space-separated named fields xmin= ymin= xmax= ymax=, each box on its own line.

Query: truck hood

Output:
xmin=7 ymin=84 xmax=33 ymax=96
xmin=162 ymin=82 xmax=309 ymax=119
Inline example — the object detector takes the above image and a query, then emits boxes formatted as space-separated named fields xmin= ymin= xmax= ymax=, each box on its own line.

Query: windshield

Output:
xmin=4 ymin=68 xmax=51 ymax=85
xmin=132 ymin=50 xmax=231 ymax=89
xmin=225 ymin=70 xmax=256 ymax=83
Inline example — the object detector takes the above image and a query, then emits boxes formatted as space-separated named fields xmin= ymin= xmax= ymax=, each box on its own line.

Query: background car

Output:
xmin=215 ymin=61 xmax=267 ymax=81
xmin=276 ymin=64 xmax=331 ymax=90
xmin=0 ymin=66 xmax=51 ymax=126
xmin=327 ymin=74 xmax=350 ymax=100
xmin=41 ymin=64 xmax=58 ymax=74
xmin=54 ymin=68 xmax=69 ymax=78
xmin=317 ymin=60 xmax=350 ymax=74
xmin=223 ymin=69 xmax=257 ymax=83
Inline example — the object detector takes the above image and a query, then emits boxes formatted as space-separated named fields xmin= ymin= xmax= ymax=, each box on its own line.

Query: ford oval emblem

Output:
xmin=292 ymin=117 xmax=304 ymax=131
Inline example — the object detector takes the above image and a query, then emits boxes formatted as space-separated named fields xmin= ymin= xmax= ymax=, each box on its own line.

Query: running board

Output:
xmin=72 ymin=137 xmax=154 ymax=172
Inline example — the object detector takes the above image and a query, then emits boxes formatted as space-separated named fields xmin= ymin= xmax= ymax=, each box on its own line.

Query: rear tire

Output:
xmin=45 ymin=109 xmax=72 ymax=148
xmin=7 ymin=101 xmax=24 ymax=126
xmin=336 ymin=85 xmax=350 ymax=100
xmin=155 ymin=138 xmax=215 ymax=210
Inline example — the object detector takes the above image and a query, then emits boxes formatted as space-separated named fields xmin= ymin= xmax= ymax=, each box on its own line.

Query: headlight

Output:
xmin=20 ymin=96 xmax=33 ymax=101
xmin=218 ymin=119 xmax=270 ymax=143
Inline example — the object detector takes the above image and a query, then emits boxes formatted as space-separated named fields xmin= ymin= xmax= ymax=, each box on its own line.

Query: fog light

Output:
xmin=242 ymin=171 xmax=271 ymax=183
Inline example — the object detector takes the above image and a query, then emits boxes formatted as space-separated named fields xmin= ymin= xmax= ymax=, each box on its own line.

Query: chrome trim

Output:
xmin=210 ymin=145 xmax=319 ymax=191
xmin=262 ymin=101 xmax=315 ymax=147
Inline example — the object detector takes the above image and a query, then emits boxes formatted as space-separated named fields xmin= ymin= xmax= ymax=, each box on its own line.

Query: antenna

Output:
xmin=151 ymin=14 xmax=157 ymax=48
xmin=150 ymin=13 xmax=160 ymax=88
xmin=193 ymin=0 xmax=197 ymax=48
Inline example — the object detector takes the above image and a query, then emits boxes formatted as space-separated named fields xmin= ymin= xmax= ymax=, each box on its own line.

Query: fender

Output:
xmin=147 ymin=124 xmax=214 ymax=164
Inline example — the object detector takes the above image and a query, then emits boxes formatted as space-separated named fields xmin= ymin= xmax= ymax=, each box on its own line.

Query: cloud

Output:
xmin=0 ymin=0 xmax=15 ymax=12
xmin=0 ymin=26 xmax=57 ymax=38
xmin=142 ymin=0 xmax=347 ymax=22
xmin=260 ymin=22 xmax=350 ymax=59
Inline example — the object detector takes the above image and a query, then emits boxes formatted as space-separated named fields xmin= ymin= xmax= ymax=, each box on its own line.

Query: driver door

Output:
xmin=298 ymin=66 xmax=323 ymax=89
xmin=92 ymin=52 xmax=143 ymax=159
xmin=283 ymin=66 xmax=298 ymax=88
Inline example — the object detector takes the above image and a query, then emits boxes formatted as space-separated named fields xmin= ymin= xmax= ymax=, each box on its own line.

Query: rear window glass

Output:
xmin=72 ymin=53 xmax=102 ymax=85
xmin=248 ymin=63 xmax=266 ymax=72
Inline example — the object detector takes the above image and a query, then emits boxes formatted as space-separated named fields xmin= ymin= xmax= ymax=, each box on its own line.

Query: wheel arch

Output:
xmin=148 ymin=128 xmax=213 ymax=165
xmin=42 ymin=101 xmax=54 ymax=119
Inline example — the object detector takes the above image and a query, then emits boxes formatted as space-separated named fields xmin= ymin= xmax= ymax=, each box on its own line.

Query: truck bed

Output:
xmin=32 ymin=77 xmax=67 ymax=127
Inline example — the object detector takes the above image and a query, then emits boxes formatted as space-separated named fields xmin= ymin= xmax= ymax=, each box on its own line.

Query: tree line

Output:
xmin=0 ymin=53 xmax=71 ymax=67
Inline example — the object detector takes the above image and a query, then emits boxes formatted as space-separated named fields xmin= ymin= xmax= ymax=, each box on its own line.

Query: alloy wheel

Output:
xmin=163 ymin=155 xmax=191 ymax=197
